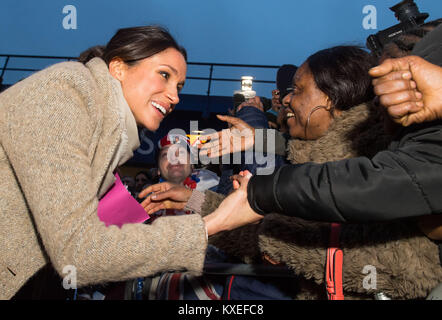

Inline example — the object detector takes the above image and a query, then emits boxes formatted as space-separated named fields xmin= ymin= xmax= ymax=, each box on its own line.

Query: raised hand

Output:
xmin=198 ymin=115 xmax=255 ymax=159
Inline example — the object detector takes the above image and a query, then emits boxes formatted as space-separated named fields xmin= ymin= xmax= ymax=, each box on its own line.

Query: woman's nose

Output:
xmin=167 ymin=86 xmax=180 ymax=105
xmin=282 ymin=93 xmax=292 ymax=107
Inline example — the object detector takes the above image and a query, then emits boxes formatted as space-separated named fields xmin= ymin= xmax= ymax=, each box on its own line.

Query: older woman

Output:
xmin=0 ymin=25 xmax=232 ymax=299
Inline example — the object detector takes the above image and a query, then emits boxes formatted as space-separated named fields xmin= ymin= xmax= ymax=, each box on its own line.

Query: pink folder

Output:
xmin=97 ymin=173 xmax=150 ymax=228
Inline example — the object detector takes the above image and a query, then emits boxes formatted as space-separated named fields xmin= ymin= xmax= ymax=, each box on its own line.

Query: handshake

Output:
xmin=138 ymin=170 xmax=262 ymax=237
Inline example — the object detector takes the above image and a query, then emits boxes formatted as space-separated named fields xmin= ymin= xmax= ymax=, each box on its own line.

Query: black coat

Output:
xmin=248 ymin=120 xmax=442 ymax=223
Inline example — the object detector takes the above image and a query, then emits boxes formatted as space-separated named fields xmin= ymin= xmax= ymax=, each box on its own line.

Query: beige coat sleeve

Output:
xmin=2 ymin=76 xmax=207 ymax=287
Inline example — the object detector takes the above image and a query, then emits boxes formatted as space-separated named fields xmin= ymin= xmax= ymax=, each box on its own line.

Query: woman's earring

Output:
xmin=305 ymin=105 xmax=328 ymax=139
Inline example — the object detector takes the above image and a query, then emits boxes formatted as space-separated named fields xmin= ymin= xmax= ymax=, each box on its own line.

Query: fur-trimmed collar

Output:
xmin=286 ymin=102 xmax=391 ymax=164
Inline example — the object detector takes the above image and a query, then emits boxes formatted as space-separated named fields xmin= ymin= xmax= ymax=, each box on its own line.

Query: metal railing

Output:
xmin=0 ymin=54 xmax=279 ymax=98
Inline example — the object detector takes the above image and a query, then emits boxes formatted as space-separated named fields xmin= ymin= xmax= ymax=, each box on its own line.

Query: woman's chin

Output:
xmin=288 ymin=126 xmax=298 ymax=138
xmin=143 ymin=120 xmax=161 ymax=132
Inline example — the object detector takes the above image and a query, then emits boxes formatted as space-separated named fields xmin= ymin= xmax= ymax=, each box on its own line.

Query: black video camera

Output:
xmin=366 ymin=0 xmax=429 ymax=57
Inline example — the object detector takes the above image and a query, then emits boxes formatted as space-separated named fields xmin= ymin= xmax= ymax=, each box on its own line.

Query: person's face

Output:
xmin=285 ymin=63 xmax=334 ymax=140
xmin=158 ymin=144 xmax=192 ymax=185
xmin=135 ymin=173 xmax=149 ymax=191
xmin=109 ymin=48 xmax=187 ymax=131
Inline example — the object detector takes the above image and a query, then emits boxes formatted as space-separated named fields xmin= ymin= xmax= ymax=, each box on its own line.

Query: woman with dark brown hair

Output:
xmin=0 ymin=25 xmax=229 ymax=299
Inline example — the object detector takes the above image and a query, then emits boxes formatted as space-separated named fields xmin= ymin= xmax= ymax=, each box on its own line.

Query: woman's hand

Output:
xmin=138 ymin=182 xmax=193 ymax=215
xmin=370 ymin=56 xmax=442 ymax=127
xmin=198 ymin=115 xmax=255 ymax=159
xmin=203 ymin=171 xmax=263 ymax=236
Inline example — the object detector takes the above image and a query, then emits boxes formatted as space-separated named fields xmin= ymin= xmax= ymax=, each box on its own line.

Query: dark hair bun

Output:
xmin=77 ymin=26 xmax=186 ymax=66
xmin=78 ymin=45 xmax=106 ymax=64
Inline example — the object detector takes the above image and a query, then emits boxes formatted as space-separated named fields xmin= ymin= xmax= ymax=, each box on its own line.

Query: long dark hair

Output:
xmin=78 ymin=25 xmax=187 ymax=65
xmin=306 ymin=46 xmax=376 ymax=112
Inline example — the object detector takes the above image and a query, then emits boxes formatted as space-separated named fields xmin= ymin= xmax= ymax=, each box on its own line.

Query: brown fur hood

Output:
xmin=286 ymin=102 xmax=390 ymax=163
xmin=207 ymin=102 xmax=442 ymax=299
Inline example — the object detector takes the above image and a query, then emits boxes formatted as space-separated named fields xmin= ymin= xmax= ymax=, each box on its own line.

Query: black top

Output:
xmin=412 ymin=23 xmax=442 ymax=67
xmin=248 ymin=121 xmax=442 ymax=223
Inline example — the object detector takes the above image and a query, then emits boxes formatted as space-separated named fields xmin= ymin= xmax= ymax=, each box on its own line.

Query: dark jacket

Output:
xmin=205 ymin=103 xmax=442 ymax=299
xmin=412 ymin=24 xmax=442 ymax=67
xmin=248 ymin=120 xmax=442 ymax=223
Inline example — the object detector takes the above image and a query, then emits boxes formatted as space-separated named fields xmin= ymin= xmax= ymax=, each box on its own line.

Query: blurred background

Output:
xmin=1 ymin=0 xmax=441 ymax=165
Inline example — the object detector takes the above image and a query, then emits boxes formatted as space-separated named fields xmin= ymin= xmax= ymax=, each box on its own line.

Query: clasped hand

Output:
xmin=139 ymin=171 xmax=263 ymax=237
xmin=370 ymin=55 xmax=442 ymax=127
xmin=138 ymin=182 xmax=193 ymax=215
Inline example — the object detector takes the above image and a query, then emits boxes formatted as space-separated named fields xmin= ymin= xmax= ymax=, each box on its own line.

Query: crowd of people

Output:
xmin=1 ymin=9 xmax=442 ymax=300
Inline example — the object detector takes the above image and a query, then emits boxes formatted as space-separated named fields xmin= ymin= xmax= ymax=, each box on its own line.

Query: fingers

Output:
xmin=233 ymin=170 xmax=252 ymax=189
xmin=386 ymin=101 xmax=425 ymax=121
xmin=198 ymin=128 xmax=231 ymax=148
xmin=197 ymin=131 xmax=221 ymax=147
xmin=369 ymin=57 xmax=414 ymax=78
xmin=216 ymin=114 xmax=241 ymax=125
xmin=142 ymin=202 xmax=166 ymax=215
xmin=373 ymin=77 xmax=415 ymax=95
xmin=140 ymin=194 xmax=154 ymax=208
xmin=402 ymin=111 xmax=432 ymax=127
xmin=139 ymin=188 xmax=170 ymax=207
xmin=242 ymin=170 xmax=252 ymax=177
xmin=378 ymin=89 xmax=423 ymax=108
xmin=140 ymin=193 xmax=163 ymax=213
xmin=138 ymin=183 xmax=167 ymax=198
xmin=199 ymin=140 xmax=224 ymax=158
xmin=199 ymin=127 xmax=236 ymax=158
xmin=372 ymin=70 xmax=412 ymax=87
xmin=140 ymin=191 xmax=182 ymax=214
xmin=231 ymin=172 xmax=252 ymax=189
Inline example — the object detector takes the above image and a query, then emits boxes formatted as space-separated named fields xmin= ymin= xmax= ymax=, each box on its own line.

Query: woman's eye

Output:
xmin=160 ymin=71 xmax=170 ymax=80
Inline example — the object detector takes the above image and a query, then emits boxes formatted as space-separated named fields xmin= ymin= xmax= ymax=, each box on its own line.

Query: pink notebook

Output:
xmin=97 ymin=173 xmax=150 ymax=228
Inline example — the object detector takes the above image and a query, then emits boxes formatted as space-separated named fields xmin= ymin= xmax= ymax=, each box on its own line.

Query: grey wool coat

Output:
xmin=0 ymin=58 xmax=207 ymax=299
xmin=202 ymin=103 xmax=442 ymax=300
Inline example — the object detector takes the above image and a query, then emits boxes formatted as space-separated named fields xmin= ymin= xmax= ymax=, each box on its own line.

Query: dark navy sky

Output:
xmin=1 ymin=0 xmax=441 ymax=96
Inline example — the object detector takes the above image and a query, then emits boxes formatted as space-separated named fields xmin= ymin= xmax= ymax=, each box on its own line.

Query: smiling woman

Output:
xmin=79 ymin=26 xmax=187 ymax=131
xmin=0 ymin=25 xmax=211 ymax=300
xmin=109 ymin=48 xmax=187 ymax=131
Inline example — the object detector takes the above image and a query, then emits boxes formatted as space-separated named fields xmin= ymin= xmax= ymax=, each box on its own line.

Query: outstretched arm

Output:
xmin=247 ymin=122 xmax=442 ymax=223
